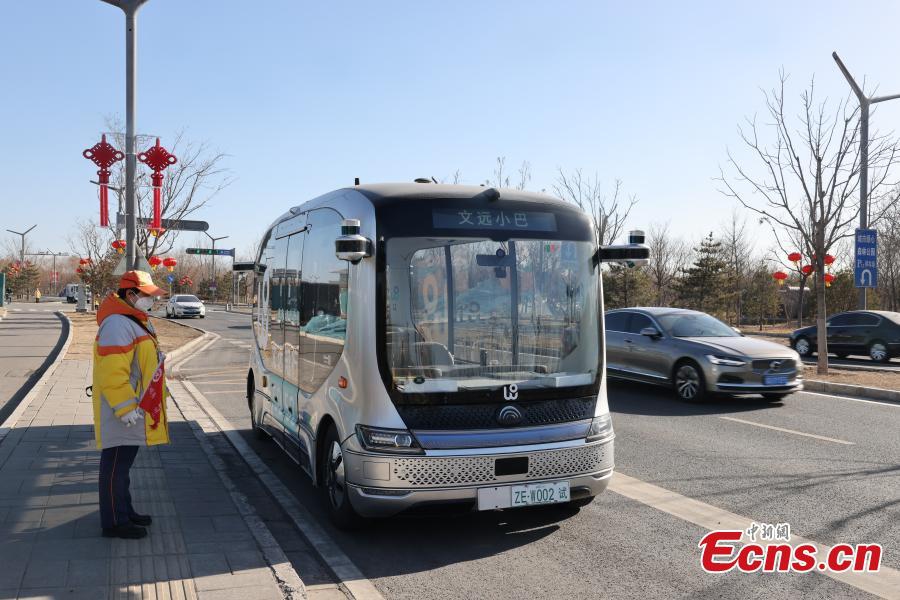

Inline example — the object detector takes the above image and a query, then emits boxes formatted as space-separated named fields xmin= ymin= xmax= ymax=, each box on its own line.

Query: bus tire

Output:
xmin=248 ymin=376 xmax=268 ymax=440
xmin=320 ymin=424 xmax=364 ymax=529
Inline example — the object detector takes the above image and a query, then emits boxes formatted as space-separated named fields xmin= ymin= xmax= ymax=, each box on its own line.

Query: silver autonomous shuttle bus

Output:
xmin=247 ymin=182 xmax=647 ymax=526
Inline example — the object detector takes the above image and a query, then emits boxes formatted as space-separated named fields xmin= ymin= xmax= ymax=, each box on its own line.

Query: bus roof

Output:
xmin=349 ymin=183 xmax=578 ymax=212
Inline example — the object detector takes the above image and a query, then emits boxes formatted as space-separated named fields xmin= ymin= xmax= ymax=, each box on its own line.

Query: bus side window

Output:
xmin=298 ymin=209 xmax=348 ymax=392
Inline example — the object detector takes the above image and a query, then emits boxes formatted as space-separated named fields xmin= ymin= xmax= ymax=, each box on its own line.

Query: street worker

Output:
xmin=92 ymin=270 xmax=169 ymax=539
xmin=34 ymin=288 xmax=41 ymax=303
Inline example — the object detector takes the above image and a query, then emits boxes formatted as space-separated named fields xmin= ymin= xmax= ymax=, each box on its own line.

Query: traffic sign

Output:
xmin=186 ymin=248 xmax=234 ymax=257
xmin=209 ymin=284 xmax=218 ymax=291
xmin=116 ymin=215 xmax=209 ymax=232
xmin=854 ymin=228 xmax=877 ymax=288
xmin=167 ymin=274 xmax=175 ymax=283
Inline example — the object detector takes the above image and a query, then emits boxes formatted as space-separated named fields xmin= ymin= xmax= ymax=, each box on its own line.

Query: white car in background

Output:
xmin=165 ymin=294 xmax=206 ymax=319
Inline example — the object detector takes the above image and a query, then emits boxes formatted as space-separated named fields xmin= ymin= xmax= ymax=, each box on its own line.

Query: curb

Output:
xmin=171 ymin=379 xmax=307 ymax=600
xmin=161 ymin=322 xmax=379 ymax=600
xmin=804 ymin=379 xmax=900 ymax=405
xmin=0 ymin=311 xmax=73 ymax=444
xmin=166 ymin=330 xmax=216 ymax=366
xmin=179 ymin=379 xmax=383 ymax=600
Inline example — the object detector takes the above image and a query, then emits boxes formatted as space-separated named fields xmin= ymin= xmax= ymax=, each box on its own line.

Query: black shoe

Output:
xmin=129 ymin=513 xmax=152 ymax=527
xmin=102 ymin=524 xmax=147 ymax=539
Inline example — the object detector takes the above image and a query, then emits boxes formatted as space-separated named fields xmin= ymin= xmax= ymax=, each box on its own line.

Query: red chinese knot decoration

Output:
xmin=83 ymin=135 xmax=124 ymax=228
xmin=138 ymin=138 xmax=177 ymax=236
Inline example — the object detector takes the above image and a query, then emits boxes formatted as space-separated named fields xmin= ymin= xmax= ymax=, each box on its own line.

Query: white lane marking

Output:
xmin=719 ymin=416 xmax=854 ymax=445
xmin=174 ymin=367 xmax=238 ymax=375
xmin=190 ymin=380 xmax=246 ymax=385
xmin=609 ymin=472 xmax=900 ymax=599
xmin=194 ymin=389 xmax=244 ymax=395
xmin=181 ymin=379 xmax=386 ymax=600
xmin=801 ymin=390 xmax=900 ymax=409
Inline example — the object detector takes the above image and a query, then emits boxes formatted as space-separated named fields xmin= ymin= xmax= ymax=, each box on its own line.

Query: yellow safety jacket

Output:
xmin=92 ymin=294 xmax=170 ymax=449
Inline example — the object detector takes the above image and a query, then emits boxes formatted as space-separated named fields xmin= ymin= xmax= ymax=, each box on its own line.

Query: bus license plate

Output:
xmin=511 ymin=481 xmax=570 ymax=507
xmin=764 ymin=375 xmax=788 ymax=386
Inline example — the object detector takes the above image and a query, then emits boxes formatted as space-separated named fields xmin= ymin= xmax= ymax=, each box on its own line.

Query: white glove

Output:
xmin=120 ymin=408 xmax=144 ymax=427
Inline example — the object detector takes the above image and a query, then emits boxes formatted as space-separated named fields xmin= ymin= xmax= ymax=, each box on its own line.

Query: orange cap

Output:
xmin=119 ymin=270 xmax=166 ymax=297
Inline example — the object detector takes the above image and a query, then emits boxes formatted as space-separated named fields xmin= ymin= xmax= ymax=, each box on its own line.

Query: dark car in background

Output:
xmin=790 ymin=310 xmax=900 ymax=363
xmin=605 ymin=308 xmax=802 ymax=402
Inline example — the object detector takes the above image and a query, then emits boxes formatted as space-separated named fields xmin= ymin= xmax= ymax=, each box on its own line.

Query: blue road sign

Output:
xmin=854 ymin=228 xmax=877 ymax=288
xmin=167 ymin=274 xmax=175 ymax=283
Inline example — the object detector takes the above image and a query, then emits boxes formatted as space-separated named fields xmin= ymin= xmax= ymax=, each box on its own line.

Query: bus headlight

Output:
xmin=356 ymin=425 xmax=424 ymax=454
xmin=586 ymin=414 xmax=614 ymax=443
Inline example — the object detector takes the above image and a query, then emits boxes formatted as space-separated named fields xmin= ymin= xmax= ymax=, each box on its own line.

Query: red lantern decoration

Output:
xmin=83 ymin=134 xmax=124 ymax=228
xmin=163 ymin=257 xmax=177 ymax=273
xmin=772 ymin=271 xmax=789 ymax=286
xmin=79 ymin=257 xmax=91 ymax=266
xmin=823 ymin=254 xmax=835 ymax=271
xmin=75 ymin=267 xmax=84 ymax=276
xmin=112 ymin=239 xmax=126 ymax=254
xmin=801 ymin=264 xmax=814 ymax=276
xmin=148 ymin=255 xmax=163 ymax=271
xmin=824 ymin=273 xmax=836 ymax=288
xmin=788 ymin=252 xmax=802 ymax=264
xmin=138 ymin=138 xmax=177 ymax=236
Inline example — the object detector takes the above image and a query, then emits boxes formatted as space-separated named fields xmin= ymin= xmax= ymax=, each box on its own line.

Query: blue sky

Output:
xmin=3 ymin=0 xmax=900 ymax=260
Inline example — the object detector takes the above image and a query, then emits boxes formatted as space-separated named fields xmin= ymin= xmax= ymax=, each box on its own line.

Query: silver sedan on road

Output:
xmin=604 ymin=308 xmax=803 ymax=402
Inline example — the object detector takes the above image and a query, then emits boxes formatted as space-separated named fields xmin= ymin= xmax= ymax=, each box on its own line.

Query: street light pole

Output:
xmin=204 ymin=232 xmax=228 ymax=303
xmin=6 ymin=225 xmax=37 ymax=266
xmin=833 ymin=51 xmax=900 ymax=309
xmin=100 ymin=0 xmax=149 ymax=271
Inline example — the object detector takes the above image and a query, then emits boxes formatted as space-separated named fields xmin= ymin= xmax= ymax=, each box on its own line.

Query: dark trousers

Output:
xmin=98 ymin=445 xmax=140 ymax=529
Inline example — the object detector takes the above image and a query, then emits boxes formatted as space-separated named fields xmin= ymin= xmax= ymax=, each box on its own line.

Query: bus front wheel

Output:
xmin=320 ymin=425 xmax=364 ymax=529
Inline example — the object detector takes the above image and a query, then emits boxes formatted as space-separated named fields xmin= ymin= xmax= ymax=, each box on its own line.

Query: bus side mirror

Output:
xmin=335 ymin=219 xmax=373 ymax=264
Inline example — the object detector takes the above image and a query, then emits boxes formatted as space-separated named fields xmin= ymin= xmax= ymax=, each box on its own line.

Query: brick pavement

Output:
xmin=0 ymin=347 xmax=303 ymax=599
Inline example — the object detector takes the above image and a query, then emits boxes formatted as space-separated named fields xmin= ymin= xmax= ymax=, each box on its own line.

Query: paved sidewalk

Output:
xmin=0 ymin=349 xmax=302 ymax=598
xmin=0 ymin=309 xmax=65 ymax=423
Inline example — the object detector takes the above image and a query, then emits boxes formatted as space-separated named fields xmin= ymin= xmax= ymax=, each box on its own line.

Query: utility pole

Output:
xmin=100 ymin=0 xmax=149 ymax=270
xmin=204 ymin=232 xmax=228 ymax=303
xmin=26 ymin=251 xmax=70 ymax=296
xmin=833 ymin=51 xmax=900 ymax=309
xmin=6 ymin=225 xmax=37 ymax=266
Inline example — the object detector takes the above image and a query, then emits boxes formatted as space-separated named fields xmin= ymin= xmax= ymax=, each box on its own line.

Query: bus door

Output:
xmin=282 ymin=224 xmax=308 ymax=466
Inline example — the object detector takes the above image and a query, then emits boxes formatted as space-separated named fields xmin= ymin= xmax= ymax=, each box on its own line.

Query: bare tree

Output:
xmin=103 ymin=117 xmax=232 ymax=260
xmin=721 ymin=211 xmax=753 ymax=325
xmin=68 ymin=220 xmax=120 ymax=301
xmin=719 ymin=72 xmax=900 ymax=374
xmin=554 ymin=169 xmax=637 ymax=245
xmin=878 ymin=203 xmax=900 ymax=310
xmin=646 ymin=222 xmax=689 ymax=306
xmin=484 ymin=156 xmax=531 ymax=190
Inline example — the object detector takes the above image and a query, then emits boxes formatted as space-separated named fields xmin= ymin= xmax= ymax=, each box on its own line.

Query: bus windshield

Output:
xmin=384 ymin=237 xmax=600 ymax=392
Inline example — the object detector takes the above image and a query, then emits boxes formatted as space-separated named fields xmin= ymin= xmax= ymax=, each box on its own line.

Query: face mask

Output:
xmin=132 ymin=295 xmax=155 ymax=313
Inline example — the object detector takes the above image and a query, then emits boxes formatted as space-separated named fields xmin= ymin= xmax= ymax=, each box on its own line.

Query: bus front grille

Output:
xmin=390 ymin=442 xmax=611 ymax=488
